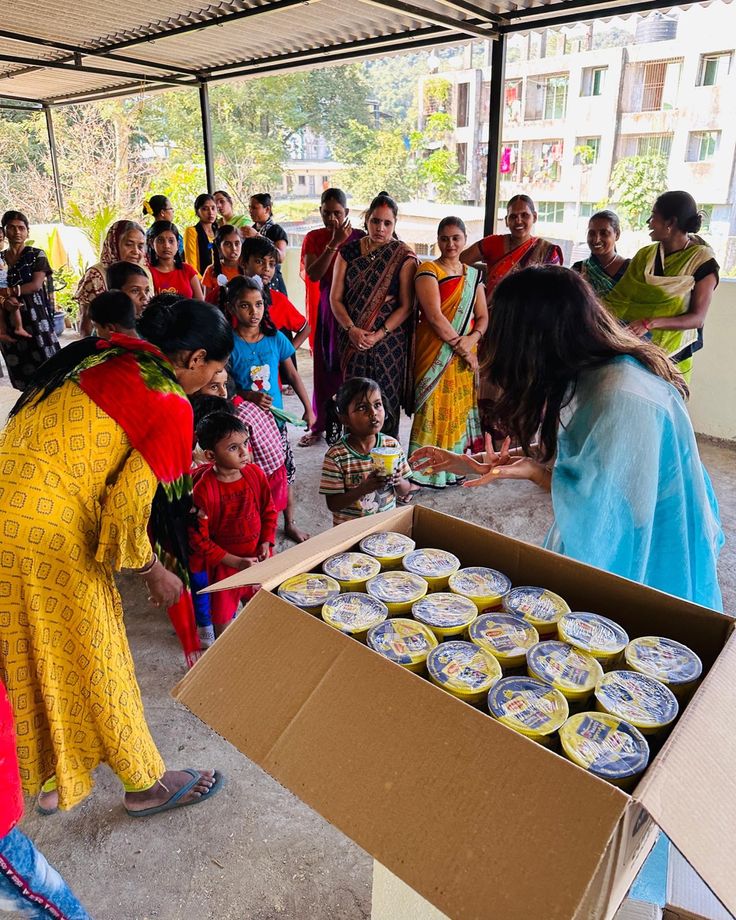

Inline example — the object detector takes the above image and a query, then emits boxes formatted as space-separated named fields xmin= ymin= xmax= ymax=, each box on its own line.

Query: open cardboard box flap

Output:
xmin=176 ymin=505 xmax=736 ymax=919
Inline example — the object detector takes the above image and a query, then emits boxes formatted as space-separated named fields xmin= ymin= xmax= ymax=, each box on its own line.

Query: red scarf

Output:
xmin=74 ymin=334 xmax=200 ymax=667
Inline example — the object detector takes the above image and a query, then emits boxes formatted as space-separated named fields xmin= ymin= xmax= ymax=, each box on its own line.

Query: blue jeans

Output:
xmin=0 ymin=828 xmax=90 ymax=918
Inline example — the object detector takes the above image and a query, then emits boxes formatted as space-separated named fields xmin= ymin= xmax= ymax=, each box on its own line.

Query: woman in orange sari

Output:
xmin=409 ymin=218 xmax=488 ymax=487
xmin=460 ymin=195 xmax=563 ymax=297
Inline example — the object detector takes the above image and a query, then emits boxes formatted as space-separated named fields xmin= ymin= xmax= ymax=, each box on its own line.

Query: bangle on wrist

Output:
xmin=133 ymin=552 xmax=158 ymax=576
xmin=642 ymin=319 xmax=652 ymax=331
xmin=345 ymin=322 xmax=355 ymax=332
xmin=326 ymin=245 xmax=338 ymax=253
xmin=382 ymin=323 xmax=390 ymax=337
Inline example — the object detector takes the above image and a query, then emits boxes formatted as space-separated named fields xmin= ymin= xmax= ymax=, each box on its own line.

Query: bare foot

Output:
xmin=37 ymin=788 xmax=59 ymax=815
xmin=124 ymin=769 xmax=216 ymax=814
xmin=297 ymin=430 xmax=322 ymax=447
xmin=0 ymin=333 xmax=14 ymax=344
xmin=284 ymin=522 xmax=310 ymax=544
xmin=13 ymin=327 xmax=32 ymax=339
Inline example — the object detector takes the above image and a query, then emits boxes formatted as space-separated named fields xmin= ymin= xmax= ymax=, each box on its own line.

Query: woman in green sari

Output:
xmin=605 ymin=191 xmax=719 ymax=382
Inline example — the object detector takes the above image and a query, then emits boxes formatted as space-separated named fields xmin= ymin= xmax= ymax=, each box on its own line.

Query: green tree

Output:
xmin=609 ymin=154 xmax=668 ymax=229
xmin=343 ymin=129 xmax=417 ymax=202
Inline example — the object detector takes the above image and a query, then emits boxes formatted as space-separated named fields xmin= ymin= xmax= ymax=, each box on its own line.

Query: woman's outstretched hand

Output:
xmin=463 ymin=455 xmax=551 ymax=491
xmin=410 ymin=434 xmax=513 ymax=479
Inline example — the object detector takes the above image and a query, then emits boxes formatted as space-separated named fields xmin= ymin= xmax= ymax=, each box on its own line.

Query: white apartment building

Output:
xmin=417 ymin=2 xmax=736 ymax=268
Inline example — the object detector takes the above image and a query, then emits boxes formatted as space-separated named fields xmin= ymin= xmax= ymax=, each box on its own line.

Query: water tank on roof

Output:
xmin=635 ymin=12 xmax=678 ymax=43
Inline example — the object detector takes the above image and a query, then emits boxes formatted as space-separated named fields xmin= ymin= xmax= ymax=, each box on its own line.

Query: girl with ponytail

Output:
xmin=201 ymin=224 xmax=243 ymax=308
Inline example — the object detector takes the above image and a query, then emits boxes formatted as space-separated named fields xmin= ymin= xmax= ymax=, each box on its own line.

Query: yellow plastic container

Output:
xmin=366 ymin=617 xmax=438 ymax=672
xmin=359 ymin=531 xmax=416 ymax=570
xmin=370 ymin=446 xmax=402 ymax=476
xmin=487 ymin=676 xmax=569 ymax=745
xmin=595 ymin=670 xmax=679 ymax=736
xmin=411 ymin=593 xmax=478 ymax=640
xmin=502 ymin=586 xmax=570 ymax=639
xmin=322 ymin=552 xmax=381 ymax=592
xmin=402 ymin=548 xmax=460 ymax=592
xmin=277 ymin=573 xmax=341 ymax=614
xmin=559 ymin=712 xmax=650 ymax=789
xmin=527 ymin=640 xmax=604 ymax=703
xmin=624 ymin=636 xmax=703 ymax=699
xmin=365 ymin=571 xmax=428 ymax=616
xmin=469 ymin=613 xmax=539 ymax=670
xmin=321 ymin=592 xmax=389 ymax=642
xmin=558 ymin=612 xmax=629 ymax=670
xmin=448 ymin=566 xmax=512 ymax=612
xmin=427 ymin=640 xmax=502 ymax=704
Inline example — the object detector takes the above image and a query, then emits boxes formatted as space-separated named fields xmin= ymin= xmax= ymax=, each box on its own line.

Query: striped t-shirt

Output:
xmin=319 ymin=433 xmax=411 ymax=526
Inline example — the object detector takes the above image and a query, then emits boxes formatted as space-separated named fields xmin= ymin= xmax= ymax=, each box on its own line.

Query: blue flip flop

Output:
xmin=125 ymin=768 xmax=225 ymax=819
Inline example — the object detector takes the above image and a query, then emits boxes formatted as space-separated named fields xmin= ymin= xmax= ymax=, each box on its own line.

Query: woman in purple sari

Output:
xmin=298 ymin=188 xmax=364 ymax=446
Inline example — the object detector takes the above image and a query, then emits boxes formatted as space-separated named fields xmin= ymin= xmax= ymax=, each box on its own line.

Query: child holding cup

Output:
xmin=320 ymin=377 xmax=414 ymax=526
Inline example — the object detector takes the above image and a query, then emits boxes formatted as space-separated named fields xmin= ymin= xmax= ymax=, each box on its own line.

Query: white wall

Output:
xmin=689 ymin=279 xmax=736 ymax=442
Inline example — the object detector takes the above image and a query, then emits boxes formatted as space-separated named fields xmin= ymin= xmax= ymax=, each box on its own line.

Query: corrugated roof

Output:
xmin=0 ymin=0 xmax=714 ymax=106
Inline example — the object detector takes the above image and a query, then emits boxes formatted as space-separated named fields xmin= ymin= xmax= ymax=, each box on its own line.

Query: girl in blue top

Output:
xmin=411 ymin=266 xmax=723 ymax=611
xmin=226 ymin=275 xmax=315 ymax=543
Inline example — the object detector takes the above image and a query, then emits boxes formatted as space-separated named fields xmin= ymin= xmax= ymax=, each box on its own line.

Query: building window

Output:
xmin=415 ymin=242 xmax=434 ymax=256
xmin=297 ymin=174 xmax=307 ymax=185
xmin=520 ymin=140 xmax=563 ymax=182
xmin=699 ymin=205 xmax=714 ymax=231
xmin=525 ymin=74 xmax=568 ymax=120
xmin=457 ymin=82 xmax=470 ymax=128
xmin=504 ymin=79 xmax=522 ymax=125
xmin=698 ymin=52 xmax=732 ymax=86
xmin=537 ymin=201 xmax=564 ymax=223
xmin=500 ymin=142 xmax=519 ymax=181
xmin=574 ymin=137 xmax=600 ymax=165
xmin=579 ymin=202 xmax=597 ymax=218
xmin=308 ymin=175 xmax=316 ymax=195
xmin=686 ymin=131 xmax=721 ymax=162
xmin=456 ymin=142 xmax=468 ymax=175
xmin=618 ymin=134 xmax=674 ymax=159
xmin=322 ymin=175 xmax=329 ymax=185
xmin=581 ymin=66 xmax=606 ymax=96
xmin=625 ymin=59 xmax=682 ymax=112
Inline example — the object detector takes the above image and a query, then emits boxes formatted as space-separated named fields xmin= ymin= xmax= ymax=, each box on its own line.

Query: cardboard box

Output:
xmin=174 ymin=506 xmax=736 ymax=920
xmin=664 ymin=847 xmax=735 ymax=920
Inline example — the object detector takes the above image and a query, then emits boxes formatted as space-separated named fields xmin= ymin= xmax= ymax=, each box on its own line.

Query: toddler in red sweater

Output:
xmin=189 ymin=411 xmax=277 ymax=637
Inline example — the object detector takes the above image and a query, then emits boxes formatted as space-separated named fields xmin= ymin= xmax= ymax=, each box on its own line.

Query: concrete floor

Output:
xmin=7 ymin=349 xmax=736 ymax=920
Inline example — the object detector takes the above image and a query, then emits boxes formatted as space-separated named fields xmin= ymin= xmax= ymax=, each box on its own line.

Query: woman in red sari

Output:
xmin=460 ymin=194 xmax=563 ymax=297
xmin=331 ymin=192 xmax=417 ymax=440
xmin=299 ymin=188 xmax=364 ymax=446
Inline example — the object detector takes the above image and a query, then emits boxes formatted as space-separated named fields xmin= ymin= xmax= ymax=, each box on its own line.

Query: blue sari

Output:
xmin=544 ymin=356 xmax=723 ymax=610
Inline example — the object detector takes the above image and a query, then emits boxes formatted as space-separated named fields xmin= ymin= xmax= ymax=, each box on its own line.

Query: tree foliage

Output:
xmin=609 ymin=154 xmax=668 ymax=229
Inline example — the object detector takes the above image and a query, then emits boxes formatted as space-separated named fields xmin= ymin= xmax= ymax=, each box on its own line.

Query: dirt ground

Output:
xmin=8 ymin=349 xmax=736 ymax=920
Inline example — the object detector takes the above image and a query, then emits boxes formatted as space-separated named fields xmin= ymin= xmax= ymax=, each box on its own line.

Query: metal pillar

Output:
xmin=483 ymin=32 xmax=506 ymax=236
xmin=199 ymin=82 xmax=216 ymax=193
xmin=43 ymin=104 xmax=64 ymax=219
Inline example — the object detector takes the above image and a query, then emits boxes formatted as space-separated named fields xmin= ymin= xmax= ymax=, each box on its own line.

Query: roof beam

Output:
xmin=0 ymin=28 xmax=201 ymax=76
xmin=430 ymin=0 xmax=503 ymax=25
xmin=209 ymin=25 xmax=454 ymax=77
xmin=499 ymin=0 xmax=678 ymax=29
xmin=0 ymin=52 xmax=197 ymax=87
xmin=354 ymin=0 xmax=497 ymax=39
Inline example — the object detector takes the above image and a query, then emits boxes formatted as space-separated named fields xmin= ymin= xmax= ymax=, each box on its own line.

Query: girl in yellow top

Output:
xmin=183 ymin=193 xmax=218 ymax=275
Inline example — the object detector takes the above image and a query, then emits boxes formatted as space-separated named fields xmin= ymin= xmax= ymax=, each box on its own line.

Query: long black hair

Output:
xmin=325 ymin=377 xmax=382 ymax=445
xmin=148 ymin=220 xmax=184 ymax=268
xmin=482 ymin=266 xmax=687 ymax=461
xmin=653 ymin=191 xmax=703 ymax=234
xmin=224 ymin=275 xmax=277 ymax=337
xmin=212 ymin=224 xmax=243 ymax=310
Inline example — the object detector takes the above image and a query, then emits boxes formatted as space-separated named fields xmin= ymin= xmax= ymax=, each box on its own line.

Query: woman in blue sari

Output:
xmin=411 ymin=266 xmax=723 ymax=610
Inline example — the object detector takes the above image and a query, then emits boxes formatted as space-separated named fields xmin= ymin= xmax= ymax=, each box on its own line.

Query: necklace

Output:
xmin=600 ymin=252 xmax=619 ymax=271
xmin=363 ymin=238 xmax=386 ymax=262
xmin=437 ymin=257 xmax=463 ymax=275
xmin=239 ymin=333 xmax=264 ymax=360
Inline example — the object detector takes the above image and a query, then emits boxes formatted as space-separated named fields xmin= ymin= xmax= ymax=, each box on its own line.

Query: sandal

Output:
xmin=297 ymin=431 xmax=322 ymax=447
xmin=125 ymin=768 xmax=225 ymax=819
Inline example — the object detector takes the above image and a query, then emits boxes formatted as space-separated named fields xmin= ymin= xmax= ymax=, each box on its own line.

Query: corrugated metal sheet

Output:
xmin=0 ymin=0 xmax=715 ymax=105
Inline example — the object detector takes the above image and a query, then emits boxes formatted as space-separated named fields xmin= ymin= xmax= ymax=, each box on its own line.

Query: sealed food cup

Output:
xmin=359 ymin=531 xmax=416 ymax=570
xmin=502 ymin=586 xmax=570 ymax=638
xmin=322 ymin=592 xmax=388 ymax=642
xmin=448 ymin=566 xmax=512 ymax=612
xmin=370 ymin=446 xmax=402 ymax=476
xmin=412 ymin=593 xmax=478 ymax=640
xmin=402 ymin=548 xmax=460 ymax=592
xmin=488 ymin=675 xmax=569 ymax=745
xmin=322 ymin=552 xmax=381 ymax=592
xmin=560 ymin=712 xmax=650 ymax=789
xmin=469 ymin=613 xmax=539 ymax=670
xmin=366 ymin=617 xmax=438 ymax=672
xmin=558 ymin=612 xmax=629 ymax=670
xmin=427 ymin=640 xmax=502 ymax=704
xmin=278 ymin=573 xmax=341 ymax=614
xmin=365 ymin=571 xmax=428 ymax=616
xmin=595 ymin=670 xmax=679 ymax=736
xmin=624 ymin=636 xmax=703 ymax=699
xmin=527 ymin=640 xmax=603 ymax=703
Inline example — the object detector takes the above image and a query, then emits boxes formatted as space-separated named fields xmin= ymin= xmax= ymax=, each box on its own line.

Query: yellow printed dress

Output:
xmin=0 ymin=381 xmax=165 ymax=809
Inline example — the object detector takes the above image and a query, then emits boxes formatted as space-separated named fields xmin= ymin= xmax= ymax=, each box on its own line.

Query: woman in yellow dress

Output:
xmin=408 ymin=217 xmax=488 ymax=487
xmin=0 ymin=298 xmax=232 ymax=815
